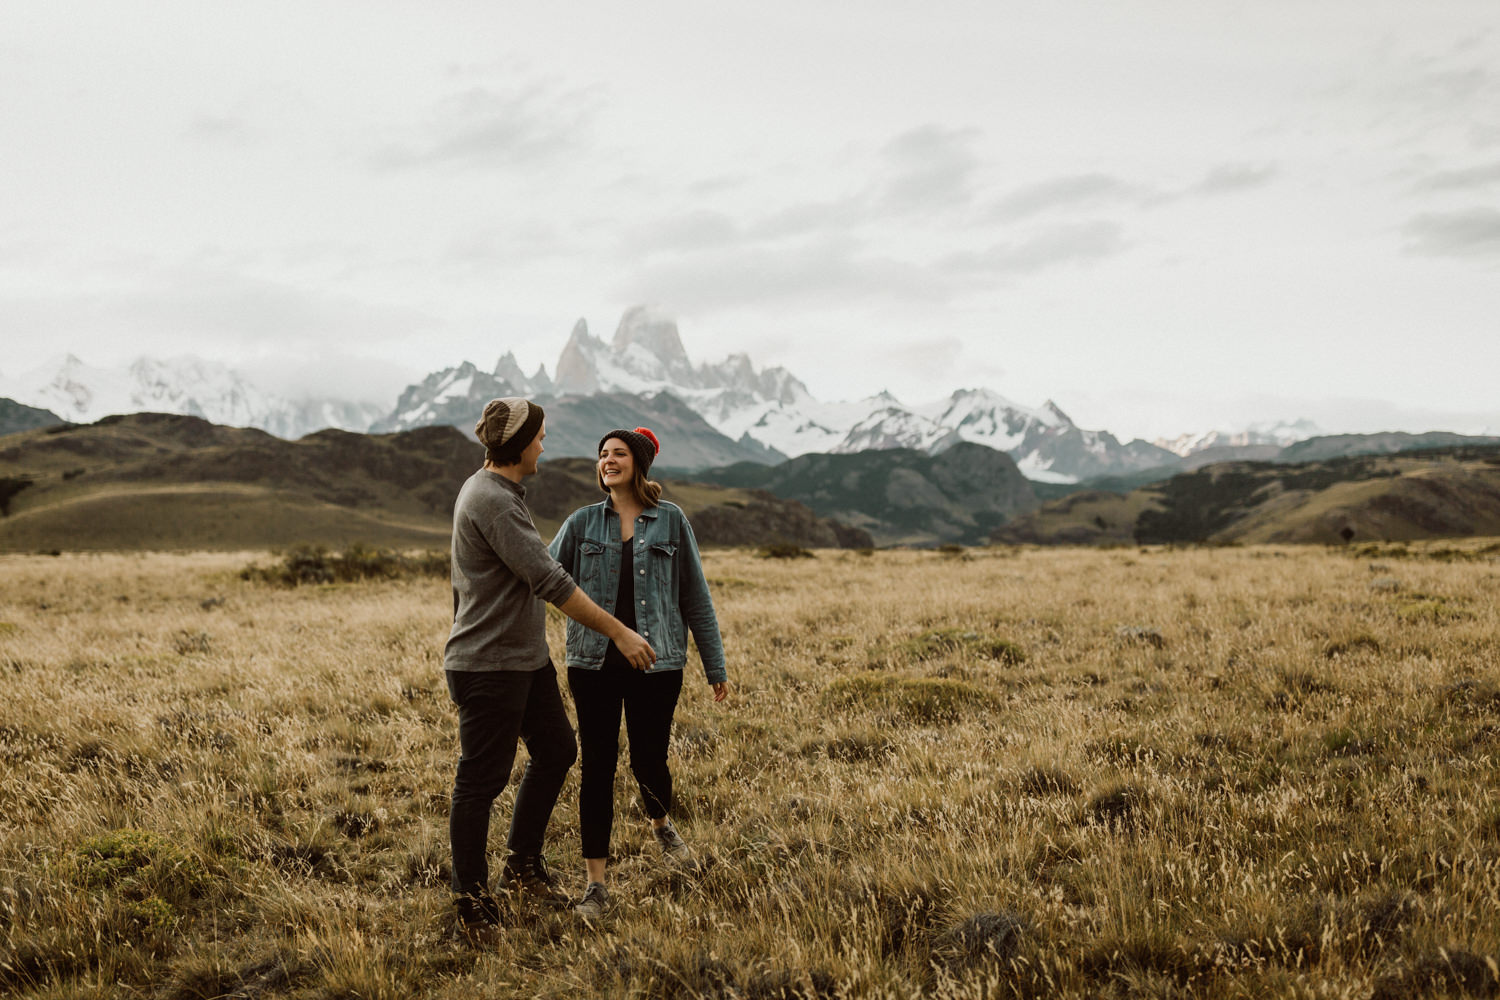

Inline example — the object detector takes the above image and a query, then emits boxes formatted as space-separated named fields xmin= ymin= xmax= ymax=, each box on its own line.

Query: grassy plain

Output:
xmin=2 ymin=541 xmax=1499 ymax=998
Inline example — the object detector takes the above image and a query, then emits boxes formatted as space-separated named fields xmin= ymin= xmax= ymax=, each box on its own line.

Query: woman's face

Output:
xmin=598 ymin=437 xmax=635 ymax=491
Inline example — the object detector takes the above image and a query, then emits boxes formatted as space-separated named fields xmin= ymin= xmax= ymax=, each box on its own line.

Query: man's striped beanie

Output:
xmin=475 ymin=397 xmax=545 ymax=465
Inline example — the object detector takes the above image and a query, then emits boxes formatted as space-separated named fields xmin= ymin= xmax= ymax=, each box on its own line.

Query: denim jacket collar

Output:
xmin=603 ymin=496 xmax=661 ymax=521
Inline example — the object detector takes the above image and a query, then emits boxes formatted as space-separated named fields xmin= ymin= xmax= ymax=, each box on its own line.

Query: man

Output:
xmin=444 ymin=396 xmax=655 ymax=940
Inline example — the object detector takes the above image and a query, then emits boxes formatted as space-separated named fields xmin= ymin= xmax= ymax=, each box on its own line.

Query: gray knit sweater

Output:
xmin=443 ymin=469 xmax=576 ymax=672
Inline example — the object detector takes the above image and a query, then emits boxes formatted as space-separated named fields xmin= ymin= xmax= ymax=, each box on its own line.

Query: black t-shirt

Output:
xmin=603 ymin=544 xmax=636 ymax=668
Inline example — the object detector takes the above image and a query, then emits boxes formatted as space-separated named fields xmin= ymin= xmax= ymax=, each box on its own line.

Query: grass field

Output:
xmin=2 ymin=541 xmax=1498 ymax=998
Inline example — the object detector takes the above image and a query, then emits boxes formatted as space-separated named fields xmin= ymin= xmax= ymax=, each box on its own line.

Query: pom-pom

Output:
xmin=634 ymin=426 xmax=661 ymax=456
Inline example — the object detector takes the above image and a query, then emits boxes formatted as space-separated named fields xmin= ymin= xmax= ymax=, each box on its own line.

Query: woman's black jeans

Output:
xmin=568 ymin=661 xmax=683 ymax=859
xmin=446 ymin=665 xmax=577 ymax=896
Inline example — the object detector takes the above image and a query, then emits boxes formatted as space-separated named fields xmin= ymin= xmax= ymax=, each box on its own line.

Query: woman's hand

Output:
xmin=711 ymin=681 xmax=729 ymax=703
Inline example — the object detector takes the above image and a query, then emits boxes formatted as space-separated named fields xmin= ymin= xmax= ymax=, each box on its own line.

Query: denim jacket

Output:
xmin=548 ymin=498 xmax=727 ymax=684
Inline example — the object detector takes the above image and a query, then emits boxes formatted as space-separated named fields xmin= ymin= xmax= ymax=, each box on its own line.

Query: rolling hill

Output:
xmin=0 ymin=397 xmax=63 ymax=437
xmin=692 ymin=441 xmax=1039 ymax=546
xmin=994 ymin=445 xmax=1500 ymax=546
xmin=0 ymin=413 xmax=869 ymax=552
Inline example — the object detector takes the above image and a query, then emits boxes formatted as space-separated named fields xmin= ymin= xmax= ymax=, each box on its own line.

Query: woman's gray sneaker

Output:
xmin=575 ymin=880 xmax=610 ymax=920
xmin=654 ymin=820 xmax=693 ymax=864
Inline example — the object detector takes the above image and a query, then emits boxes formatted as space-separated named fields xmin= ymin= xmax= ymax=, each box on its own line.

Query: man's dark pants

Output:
xmin=446 ymin=665 xmax=577 ymax=896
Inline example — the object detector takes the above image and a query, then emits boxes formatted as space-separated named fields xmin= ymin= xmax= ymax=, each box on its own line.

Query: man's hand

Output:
xmin=556 ymin=586 xmax=655 ymax=667
xmin=613 ymin=627 xmax=656 ymax=670
xmin=711 ymin=681 xmax=729 ymax=703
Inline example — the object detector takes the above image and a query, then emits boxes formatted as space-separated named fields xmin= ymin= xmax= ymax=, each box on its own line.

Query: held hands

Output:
xmin=615 ymin=628 xmax=656 ymax=670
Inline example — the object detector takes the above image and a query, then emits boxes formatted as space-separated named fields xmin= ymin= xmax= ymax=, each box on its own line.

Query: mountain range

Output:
xmin=0 ymin=355 xmax=385 ymax=439
xmin=5 ymin=306 xmax=1489 ymax=484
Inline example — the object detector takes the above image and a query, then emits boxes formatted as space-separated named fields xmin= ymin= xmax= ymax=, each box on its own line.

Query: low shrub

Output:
xmin=1397 ymin=597 xmax=1469 ymax=623
xmin=822 ymin=673 xmax=999 ymax=724
xmin=900 ymin=628 xmax=1026 ymax=664
xmin=71 ymin=829 xmax=212 ymax=934
xmin=758 ymin=542 xmax=815 ymax=560
xmin=241 ymin=543 xmax=449 ymax=586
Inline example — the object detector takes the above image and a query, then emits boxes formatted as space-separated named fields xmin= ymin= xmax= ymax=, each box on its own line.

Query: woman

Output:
xmin=548 ymin=426 xmax=729 ymax=920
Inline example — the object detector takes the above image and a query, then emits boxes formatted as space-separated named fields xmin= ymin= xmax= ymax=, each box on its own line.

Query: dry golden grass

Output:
xmin=2 ymin=541 xmax=1499 ymax=998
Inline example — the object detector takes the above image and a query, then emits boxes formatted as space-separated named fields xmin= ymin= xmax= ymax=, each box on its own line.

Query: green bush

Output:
xmin=901 ymin=628 xmax=1026 ymax=664
xmin=241 ymin=543 xmax=449 ymax=586
xmin=73 ymin=829 xmax=211 ymax=929
xmin=758 ymin=542 xmax=815 ymax=560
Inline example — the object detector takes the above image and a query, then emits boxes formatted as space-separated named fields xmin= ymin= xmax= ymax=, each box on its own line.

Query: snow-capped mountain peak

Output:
xmin=1041 ymin=400 xmax=1074 ymax=427
xmin=2 ymin=354 xmax=384 ymax=438
xmin=1154 ymin=418 xmax=1324 ymax=457
xmin=554 ymin=319 xmax=605 ymax=395
xmin=612 ymin=306 xmax=692 ymax=376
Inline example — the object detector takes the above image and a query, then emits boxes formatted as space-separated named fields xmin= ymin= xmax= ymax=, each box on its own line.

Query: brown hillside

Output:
xmin=995 ymin=449 xmax=1500 ymax=546
xmin=0 ymin=413 xmax=868 ymax=552
xmin=1219 ymin=461 xmax=1500 ymax=544
xmin=991 ymin=489 xmax=1160 ymax=546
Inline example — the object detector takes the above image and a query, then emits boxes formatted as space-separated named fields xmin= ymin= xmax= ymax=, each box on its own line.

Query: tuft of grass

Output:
xmin=1019 ymin=763 xmax=1081 ymax=796
xmin=1115 ymin=624 xmax=1167 ymax=648
xmin=1372 ymin=948 xmax=1500 ymax=1000
xmin=1085 ymin=781 xmax=1149 ymax=829
xmin=822 ymin=673 xmax=1000 ymax=724
xmin=899 ymin=627 xmax=1026 ymax=664
xmin=1325 ymin=632 xmax=1381 ymax=658
xmin=931 ymin=910 xmax=1026 ymax=970
xmin=803 ymin=729 xmax=897 ymax=763
xmin=1397 ymin=597 xmax=1470 ymax=622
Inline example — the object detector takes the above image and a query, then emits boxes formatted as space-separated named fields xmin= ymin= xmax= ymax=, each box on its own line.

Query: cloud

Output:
xmin=1192 ymin=162 xmax=1277 ymax=195
xmin=1403 ymin=207 xmax=1500 ymax=256
xmin=1403 ymin=66 xmax=1490 ymax=108
xmin=443 ymin=220 xmax=570 ymax=267
xmin=940 ymin=221 xmax=1127 ymax=277
xmin=370 ymin=83 xmax=596 ymax=170
xmin=240 ymin=351 xmax=418 ymax=403
xmin=631 ymin=210 xmax=741 ymax=255
xmin=748 ymin=197 xmax=869 ymax=241
xmin=183 ymin=113 xmax=254 ymax=145
xmin=2 ymin=268 xmax=444 ymax=367
xmin=987 ymin=174 xmax=1142 ymax=222
xmin=887 ymin=336 xmax=965 ymax=386
xmin=1412 ymin=161 xmax=1500 ymax=191
xmin=617 ymin=234 xmax=937 ymax=313
xmin=877 ymin=124 xmax=983 ymax=213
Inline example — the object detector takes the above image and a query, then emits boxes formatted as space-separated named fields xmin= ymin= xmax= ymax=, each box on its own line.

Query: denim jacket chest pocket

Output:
xmin=578 ymin=539 xmax=613 ymax=589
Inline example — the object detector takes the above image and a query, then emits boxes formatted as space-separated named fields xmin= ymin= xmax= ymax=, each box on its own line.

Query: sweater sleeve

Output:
xmin=483 ymin=495 xmax=576 ymax=607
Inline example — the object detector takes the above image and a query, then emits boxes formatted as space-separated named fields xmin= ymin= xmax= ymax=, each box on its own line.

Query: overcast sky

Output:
xmin=2 ymin=1 xmax=1497 ymax=440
